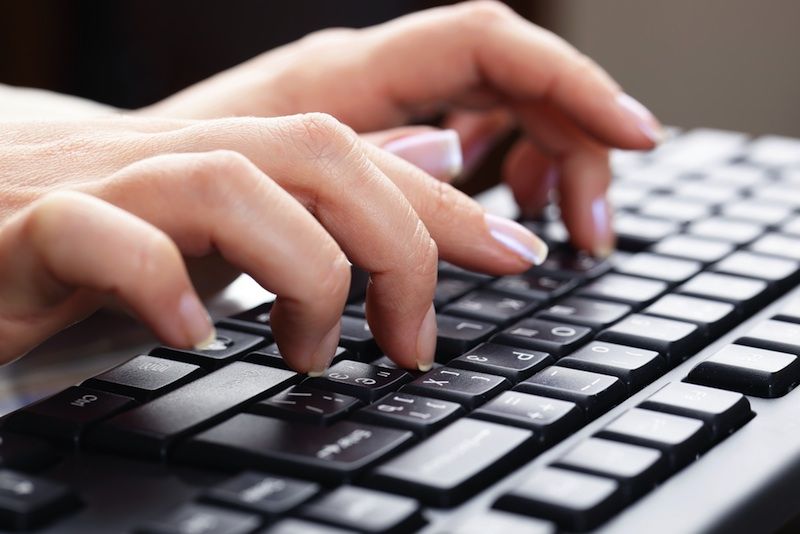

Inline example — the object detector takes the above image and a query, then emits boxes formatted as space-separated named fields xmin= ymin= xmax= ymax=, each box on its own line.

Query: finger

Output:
xmin=91 ymin=150 xmax=352 ymax=375
xmin=0 ymin=191 xmax=214 ymax=362
xmin=363 ymin=126 xmax=463 ymax=182
xmin=502 ymin=139 xmax=556 ymax=219
xmin=442 ymin=109 xmax=514 ymax=175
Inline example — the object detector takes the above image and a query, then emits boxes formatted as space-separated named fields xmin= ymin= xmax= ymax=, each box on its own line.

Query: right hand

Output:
xmin=0 ymin=113 xmax=547 ymax=373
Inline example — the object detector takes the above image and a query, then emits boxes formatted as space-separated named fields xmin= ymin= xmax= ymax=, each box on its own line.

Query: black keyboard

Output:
xmin=2 ymin=128 xmax=800 ymax=533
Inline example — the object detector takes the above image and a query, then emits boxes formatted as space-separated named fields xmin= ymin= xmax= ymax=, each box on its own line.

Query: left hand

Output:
xmin=143 ymin=1 xmax=664 ymax=255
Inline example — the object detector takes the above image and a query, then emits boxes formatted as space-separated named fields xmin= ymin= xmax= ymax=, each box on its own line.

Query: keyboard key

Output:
xmin=749 ymin=233 xmax=800 ymax=261
xmin=248 ymin=385 xmax=361 ymax=425
xmin=614 ymin=214 xmax=680 ymax=250
xmin=179 ymin=414 xmax=413 ymax=483
xmin=651 ymin=235 xmax=734 ymax=264
xmin=434 ymin=276 xmax=479 ymax=307
xmin=654 ymin=128 xmax=747 ymax=169
xmin=306 ymin=361 xmax=412 ymax=403
xmin=0 ymin=470 xmax=81 ymax=531
xmin=514 ymin=366 xmax=625 ymax=419
xmin=263 ymin=519 xmax=351 ymax=534
xmin=89 ymin=362 xmax=298 ymax=459
xmin=494 ymin=466 xmax=624 ymax=532
xmin=83 ymin=355 xmax=202 ymax=401
xmin=449 ymin=342 xmax=552 ymax=382
xmin=640 ymin=382 xmax=752 ymax=441
xmin=686 ymin=344 xmax=800 ymax=398
xmin=471 ymin=391 xmax=583 ymax=445
xmin=712 ymin=251 xmax=799 ymax=285
xmin=201 ymin=471 xmax=319 ymax=518
xmin=738 ymin=319 xmax=800 ymax=356
xmin=5 ymin=386 xmax=135 ymax=447
xmin=0 ymin=433 xmax=59 ymax=472
xmin=558 ymin=341 xmax=664 ymax=393
xmin=598 ymin=314 xmax=702 ymax=365
xmin=644 ymin=294 xmax=737 ymax=336
xmin=615 ymin=253 xmax=702 ymax=284
xmin=783 ymin=216 xmax=800 ymax=237
xmin=151 ymin=328 xmax=265 ymax=369
xmin=435 ymin=315 xmax=497 ymax=361
xmin=136 ymin=503 xmax=261 ymax=534
xmin=537 ymin=297 xmax=631 ymax=330
xmin=368 ymin=418 xmax=534 ymax=506
xmin=443 ymin=290 xmax=540 ymax=324
xmin=343 ymin=300 xmax=366 ymax=318
xmin=438 ymin=261 xmax=494 ymax=283
xmin=217 ymin=302 xmax=273 ymax=338
xmin=721 ymin=200 xmax=794 ymax=225
xmin=673 ymin=181 xmax=742 ymax=203
xmin=448 ymin=511 xmax=556 ymax=534
xmin=401 ymin=367 xmax=509 ymax=409
xmin=339 ymin=316 xmax=380 ymax=359
xmin=245 ymin=344 xmax=349 ymax=370
xmin=597 ymin=407 xmax=708 ymax=469
xmin=553 ymin=437 xmax=667 ymax=500
xmin=490 ymin=272 xmax=577 ymax=301
xmin=677 ymin=272 xmax=768 ymax=312
xmin=534 ymin=248 xmax=611 ymax=280
xmin=747 ymin=135 xmax=800 ymax=167
xmin=687 ymin=217 xmax=764 ymax=245
xmin=639 ymin=197 xmax=711 ymax=223
xmin=775 ymin=298 xmax=800 ymax=324
xmin=578 ymin=274 xmax=667 ymax=308
xmin=299 ymin=486 xmax=424 ymax=533
xmin=700 ymin=164 xmax=766 ymax=187
xmin=353 ymin=393 xmax=463 ymax=436
xmin=493 ymin=318 xmax=592 ymax=356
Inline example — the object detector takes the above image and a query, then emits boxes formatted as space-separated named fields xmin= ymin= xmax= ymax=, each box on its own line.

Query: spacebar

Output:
xmin=86 ymin=362 xmax=298 ymax=459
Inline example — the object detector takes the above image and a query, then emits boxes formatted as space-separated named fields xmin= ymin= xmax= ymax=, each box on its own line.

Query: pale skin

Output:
xmin=0 ymin=2 xmax=662 ymax=374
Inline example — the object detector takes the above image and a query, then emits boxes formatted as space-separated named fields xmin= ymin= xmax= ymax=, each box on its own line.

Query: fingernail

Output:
xmin=592 ymin=196 xmax=615 ymax=258
xmin=416 ymin=304 xmax=437 ymax=372
xmin=179 ymin=292 xmax=216 ymax=349
xmin=383 ymin=129 xmax=463 ymax=180
xmin=485 ymin=213 xmax=549 ymax=265
xmin=616 ymin=93 xmax=665 ymax=145
xmin=308 ymin=322 xmax=341 ymax=376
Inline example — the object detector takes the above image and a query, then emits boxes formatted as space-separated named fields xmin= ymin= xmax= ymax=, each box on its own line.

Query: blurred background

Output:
xmin=2 ymin=0 xmax=799 ymax=136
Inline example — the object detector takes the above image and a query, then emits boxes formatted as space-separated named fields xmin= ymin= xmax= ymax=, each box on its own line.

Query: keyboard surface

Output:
xmin=3 ymin=129 xmax=800 ymax=533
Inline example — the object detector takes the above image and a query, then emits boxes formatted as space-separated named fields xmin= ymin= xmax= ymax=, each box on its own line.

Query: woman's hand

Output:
xmin=0 ymin=113 xmax=546 ymax=372
xmin=143 ymin=1 xmax=664 ymax=255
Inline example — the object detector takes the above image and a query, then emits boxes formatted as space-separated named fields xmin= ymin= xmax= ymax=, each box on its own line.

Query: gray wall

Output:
xmin=544 ymin=0 xmax=800 ymax=137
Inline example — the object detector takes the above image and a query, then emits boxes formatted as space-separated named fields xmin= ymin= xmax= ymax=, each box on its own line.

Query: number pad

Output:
xmin=401 ymin=368 xmax=510 ymax=409
xmin=353 ymin=393 xmax=464 ymax=436
xmin=449 ymin=343 xmax=552 ymax=382
xmin=306 ymin=361 xmax=412 ymax=402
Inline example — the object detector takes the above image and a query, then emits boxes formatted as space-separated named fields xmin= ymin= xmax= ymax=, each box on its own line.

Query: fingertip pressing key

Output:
xmin=179 ymin=292 xmax=217 ymax=350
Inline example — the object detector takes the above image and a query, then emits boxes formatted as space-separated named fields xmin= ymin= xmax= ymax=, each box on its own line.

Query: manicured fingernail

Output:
xmin=485 ymin=213 xmax=549 ymax=265
xmin=616 ymin=93 xmax=664 ymax=145
xmin=308 ymin=322 xmax=341 ymax=376
xmin=592 ymin=197 xmax=615 ymax=258
xmin=383 ymin=129 xmax=463 ymax=180
xmin=179 ymin=292 xmax=216 ymax=349
xmin=416 ymin=304 xmax=437 ymax=372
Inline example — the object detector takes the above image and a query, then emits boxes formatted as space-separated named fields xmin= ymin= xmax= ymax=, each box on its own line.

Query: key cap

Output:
xmin=263 ymin=519 xmax=351 ymax=534
xmin=339 ymin=316 xmax=380 ymax=360
xmin=471 ymin=391 xmax=583 ymax=445
xmin=555 ymin=437 xmax=667 ymax=503
xmin=5 ymin=386 xmax=135 ymax=447
xmin=135 ymin=503 xmax=261 ymax=534
xmin=449 ymin=342 xmax=552 ymax=382
xmin=749 ymin=233 xmax=800 ymax=261
xmin=537 ymin=297 xmax=631 ymax=330
xmin=368 ymin=418 xmax=534 ymax=507
xmin=700 ymin=164 xmax=766 ymax=187
xmin=677 ymin=272 xmax=768 ymax=312
xmin=248 ymin=385 xmax=361 ymax=425
xmin=578 ymin=274 xmax=667 ymax=308
xmin=783 ymin=216 xmax=800 ymax=237
xmin=673 ymin=181 xmax=742 ymax=203
xmin=343 ymin=301 xmax=366 ymax=318
xmin=493 ymin=318 xmax=592 ymax=356
xmin=687 ymin=217 xmax=764 ymax=245
xmin=352 ymin=393 xmax=463 ymax=436
xmin=151 ymin=328 xmax=265 ymax=369
xmin=651 ymin=235 xmax=734 ymax=264
xmin=306 ymin=360 xmax=412 ymax=403
xmin=639 ymin=197 xmax=711 ymax=223
xmin=217 ymin=302 xmax=273 ymax=338
xmin=686 ymin=344 xmax=800 ymax=398
xmin=775 ymin=298 xmax=800 ymax=324
xmin=748 ymin=135 xmax=800 ymax=167
xmin=614 ymin=214 xmax=680 ymax=250
xmin=712 ymin=251 xmax=799 ymax=285
xmin=608 ymin=182 xmax=651 ymax=209
xmin=448 ymin=511 xmax=556 ymax=534
xmin=722 ymin=199 xmax=794 ymax=225
xmin=644 ymin=294 xmax=737 ymax=336
xmin=514 ymin=367 xmax=625 ymax=419
xmin=489 ymin=272 xmax=577 ymax=301
xmin=0 ymin=433 xmax=59 ymax=472
xmin=641 ymin=382 xmax=752 ymax=442
xmin=83 ymin=355 xmax=202 ymax=401
xmin=598 ymin=314 xmax=702 ymax=365
xmin=597 ymin=407 xmax=708 ymax=469
xmin=435 ymin=315 xmax=497 ymax=360
xmin=88 ymin=362 xmax=298 ymax=459
xmin=0 ymin=469 xmax=81 ymax=531
xmin=401 ymin=367 xmax=509 ymax=409
xmin=493 ymin=466 xmax=624 ymax=532
xmin=558 ymin=341 xmax=664 ymax=393
xmin=738 ymin=319 xmax=800 ymax=356
xmin=177 ymin=414 xmax=412 ymax=483
xmin=615 ymin=253 xmax=702 ymax=284
xmin=438 ymin=261 xmax=494 ymax=283
xmin=245 ymin=344 xmax=349 ymax=370
xmin=443 ymin=290 xmax=540 ymax=324
xmin=655 ymin=128 xmax=747 ymax=169
xmin=299 ymin=486 xmax=424 ymax=534
xmin=434 ymin=276 xmax=480 ymax=307
xmin=534 ymin=248 xmax=611 ymax=280
xmin=201 ymin=471 xmax=319 ymax=518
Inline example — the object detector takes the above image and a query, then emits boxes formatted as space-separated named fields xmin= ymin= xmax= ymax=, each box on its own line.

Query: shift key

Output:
xmin=87 ymin=362 xmax=298 ymax=459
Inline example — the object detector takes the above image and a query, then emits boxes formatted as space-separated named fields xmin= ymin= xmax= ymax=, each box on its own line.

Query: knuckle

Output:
xmin=425 ymin=178 xmax=459 ymax=221
xmin=23 ymin=191 xmax=83 ymax=244
xmin=290 ymin=112 xmax=358 ymax=160
xmin=301 ymin=27 xmax=358 ymax=47
xmin=459 ymin=0 xmax=514 ymax=26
